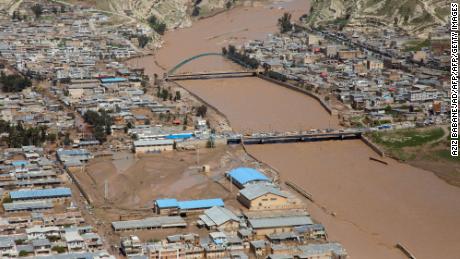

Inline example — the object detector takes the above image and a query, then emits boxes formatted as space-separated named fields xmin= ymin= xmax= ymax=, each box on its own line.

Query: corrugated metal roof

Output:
xmin=112 ymin=216 xmax=186 ymax=230
xmin=298 ymin=243 xmax=347 ymax=257
xmin=10 ymin=187 xmax=72 ymax=200
xmin=228 ymin=167 xmax=270 ymax=186
xmin=239 ymin=184 xmax=287 ymax=200
xmin=3 ymin=200 xmax=53 ymax=211
xmin=133 ymin=139 xmax=174 ymax=147
xmin=165 ymin=133 xmax=194 ymax=139
xmin=200 ymin=206 xmax=239 ymax=226
xmin=248 ymin=216 xmax=313 ymax=229
xmin=178 ymin=198 xmax=224 ymax=210
xmin=155 ymin=198 xmax=224 ymax=210
xmin=100 ymin=77 xmax=127 ymax=83
xmin=155 ymin=198 xmax=178 ymax=208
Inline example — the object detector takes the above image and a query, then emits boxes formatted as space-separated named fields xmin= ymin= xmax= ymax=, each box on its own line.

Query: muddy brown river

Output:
xmin=128 ymin=1 xmax=460 ymax=258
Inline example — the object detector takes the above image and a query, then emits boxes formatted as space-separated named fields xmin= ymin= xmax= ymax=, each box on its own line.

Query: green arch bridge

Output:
xmin=167 ymin=52 xmax=223 ymax=75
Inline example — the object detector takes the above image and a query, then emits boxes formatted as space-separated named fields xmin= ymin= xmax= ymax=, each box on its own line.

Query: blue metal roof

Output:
xmin=228 ymin=167 xmax=270 ymax=185
xmin=155 ymin=198 xmax=224 ymax=210
xmin=165 ymin=133 xmax=194 ymax=139
xmin=178 ymin=198 xmax=224 ymax=210
xmin=156 ymin=199 xmax=178 ymax=208
xmin=12 ymin=160 xmax=29 ymax=167
xmin=10 ymin=187 xmax=72 ymax=200
xmin=100 ymin=77 xmax=127 ymax=83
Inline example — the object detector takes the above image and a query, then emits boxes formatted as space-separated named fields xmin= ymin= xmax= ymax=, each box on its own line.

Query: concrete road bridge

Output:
xmin=227 ymin=129 xmax=364 ymax=145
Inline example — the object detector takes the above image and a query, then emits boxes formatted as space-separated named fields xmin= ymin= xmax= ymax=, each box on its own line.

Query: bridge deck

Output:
xmin=166 ymin=71 xmax=255 ymax=81
xmin=228 ymin=131 xmax=362 ymax=145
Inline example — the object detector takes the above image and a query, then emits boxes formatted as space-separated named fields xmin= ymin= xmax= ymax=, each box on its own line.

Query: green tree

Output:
xmin=192 ymin=6 xmax=200 ymax=16
xmin=278 ymin=12 xmax=292 ymax=33
xmin=138 ymin=35 xmax=150 ymax=48
xmin=51 ymin=246 xmax=66 ymax=254
xmin=196 ymin=105 xmax=207 ymax=117
xmin=207 ymin=137 xmax=215 ymax=148
xmin=174 ymin=91 xmax=181 ymax=101
xmin=31 ymin=4 xmax=43 ymax=18
xmin=147 ymin=15 xmax=167 ymax=35
xmin=385 ymin=105 xmax=392 ymax=113
xmin=63 ymin=132 xmax=71 ymax=146
xmin=0 ymin=72 xmax=32 ymax=92
xmin=19 ymin=251 xmax=29 ymax=257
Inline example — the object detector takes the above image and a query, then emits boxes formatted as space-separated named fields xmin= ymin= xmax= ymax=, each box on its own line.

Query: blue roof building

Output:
xmin=100 ymin=77 xmax=127 ymax=84
xmin=154 ymin=198 xmax=224 ymax=215
xmin=10 ymin=187 xmax=72 ymax=201
xmin=11 ymin=160 xmax=29 ymax=167
xmin=227 ymin=167 xmax=271 ymax=188
xmin=165 ymin=133 xmax=194 ymax=140
xmin=178 ymin=199 xmax=224 ymax=210
xmin=155 ymin=198 xmax=179 ymax=208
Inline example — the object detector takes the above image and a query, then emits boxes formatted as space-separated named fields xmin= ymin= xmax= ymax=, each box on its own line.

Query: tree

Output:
xmin=138 ymin=35 xmax=150 ymax=48
xmin=63 ymin=132 xmax=71 ymax=146
xmin=51 ymin=246 xmax=66 ymax=254
xmin=47 ymin=133 xmax=57 ymax=142
xmin=0 ymin=72 xmax=32 ymax=92
xmin=278 ymin=13 xmax=292 ymax=33
xmin=174 ymin=91 xmax=181 ymax=101
xmin=384 ymin=105 xmax=392 ymax=113
xmin=228 ymin=45 xmax=236 ymax=55
xmin=147 ymin=15 xmax=167 ymax=35
xmin=31 ymin=4 xmax=43 ymax=19
xmin=206 ymin=137 xmax=215 ymax=148
xmin=192 ymin=6 xmax=200 ymax=16
xmin=196 ymin=105 xmax=207 ymax=117
xmin=19 ymin=251 xmax=29 ymax=257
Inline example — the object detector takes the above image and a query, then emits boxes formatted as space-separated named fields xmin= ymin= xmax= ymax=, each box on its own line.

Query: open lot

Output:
xmin=72 ymin=145 xmax=275 ymax=243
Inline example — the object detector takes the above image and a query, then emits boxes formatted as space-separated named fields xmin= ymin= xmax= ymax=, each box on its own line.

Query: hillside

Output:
xmin=57 ymin=0 xmax=264 ymax=29
xmin=307 ymin=0 xmax=449 ymax=35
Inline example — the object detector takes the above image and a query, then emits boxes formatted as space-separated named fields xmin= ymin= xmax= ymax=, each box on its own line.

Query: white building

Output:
xmin=26 ymin=226 xmax=60 ymax=240
xmin=133 ymin=139 xmax=174 ymax=153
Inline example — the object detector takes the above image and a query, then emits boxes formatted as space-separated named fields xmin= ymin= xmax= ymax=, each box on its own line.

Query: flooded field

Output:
xmin=125 ymin=0 xmax=460 ymax=258
xmin=180 ymin=77 xmax=337 ymax=133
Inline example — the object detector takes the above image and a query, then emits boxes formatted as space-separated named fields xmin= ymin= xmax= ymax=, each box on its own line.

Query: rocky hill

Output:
xmin=58 ymin=0 xmax=262 ymax=30
xmin=307 ymin=0 xmax=449 ymax=35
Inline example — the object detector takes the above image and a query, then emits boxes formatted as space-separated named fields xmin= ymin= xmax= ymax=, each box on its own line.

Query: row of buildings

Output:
xmin=241 ymin=28 xmax=450 ymax=128
xmin=0 ymin=145 xmax=113 ymax=258
xmin=115 ymin=167 xmax=347 ymax=258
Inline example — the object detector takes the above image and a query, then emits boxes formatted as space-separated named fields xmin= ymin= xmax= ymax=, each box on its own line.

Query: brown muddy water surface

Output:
xmin=180 ymin=77 xmax=337 ymax=133
xmin=126 ymin=0 xmax=460 ymax=258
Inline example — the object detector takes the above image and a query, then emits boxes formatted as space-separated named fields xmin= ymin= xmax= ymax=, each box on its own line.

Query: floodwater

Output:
xmin=127 ymin=0 xmax=309 ymax=75
xmin=126 ymin=0 xmax=460 ymax=258
xmin=181 ymin=77 xmax=337 ymax=133
xmin=247 ymin=141 xmax=460 ymax=259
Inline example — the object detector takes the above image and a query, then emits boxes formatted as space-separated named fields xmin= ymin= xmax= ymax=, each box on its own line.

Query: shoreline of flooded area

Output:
xmin=126 ymin=0 xmax=460 ymax=258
